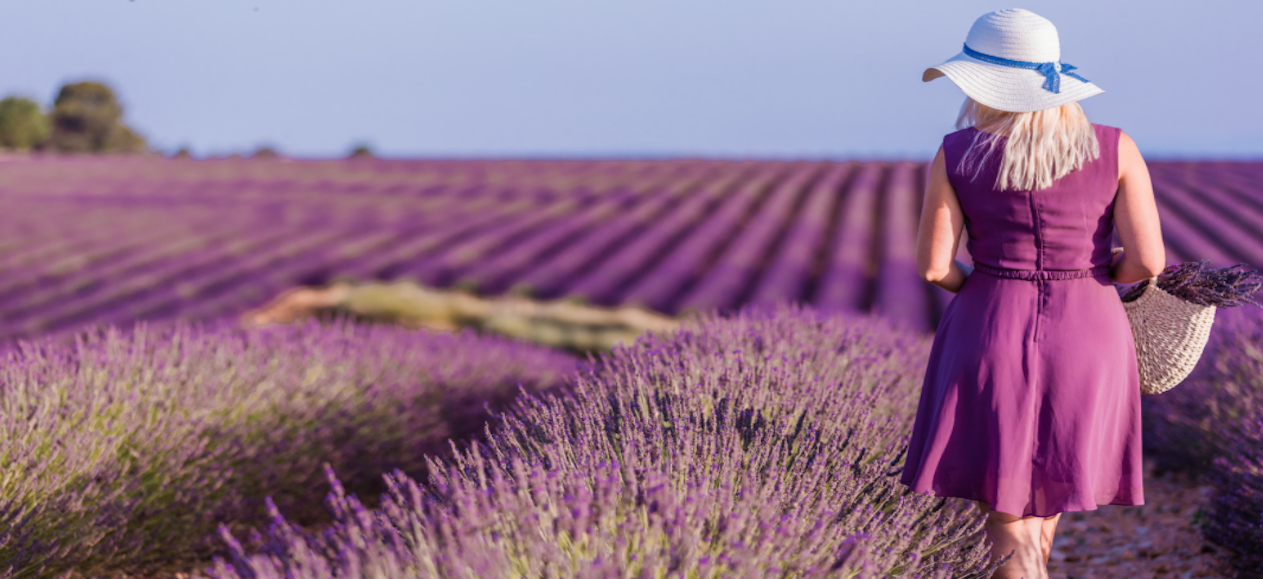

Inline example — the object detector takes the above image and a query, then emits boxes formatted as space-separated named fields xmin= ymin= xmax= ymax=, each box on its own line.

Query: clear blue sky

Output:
xmin=2 ymin=0 xmax=1258 ymax=159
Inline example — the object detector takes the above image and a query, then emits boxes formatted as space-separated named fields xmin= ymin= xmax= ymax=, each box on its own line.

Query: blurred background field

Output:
xmin=0 ymin=156 xmax=1260 ymax=348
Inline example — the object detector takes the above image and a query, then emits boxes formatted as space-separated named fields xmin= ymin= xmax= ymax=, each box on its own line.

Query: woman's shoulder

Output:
xmin=1090 ymin=123 xmax=1124 ymax=151
xmin=944 ymin=126 xmax=978 ymax=140
xmin=940 ymin=126 xmax=979 ymax=150
xmin=1091 ymin=123 xmax=1123 ymax=138
xmin=938 ymin=127 xmax=982 ymax=182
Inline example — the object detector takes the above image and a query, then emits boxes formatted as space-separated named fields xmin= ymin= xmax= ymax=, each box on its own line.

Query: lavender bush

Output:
xmin=1139 ymin=306 xmax=1263 ymax=576
xmin=1195 ymin=309 xmax=1263 ymax=578
xmin=212 ymin=304 xmax=998 ymax=578
xmin=1206 ymin=417 xmax=1263 ymax=578
xmin=0 ymin=319 xmax=576 ymax=577
xmin=1143 ymin=306 xmax=1263 ymax=473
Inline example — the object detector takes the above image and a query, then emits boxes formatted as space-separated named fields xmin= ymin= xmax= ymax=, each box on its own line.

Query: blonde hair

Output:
xmin=955 ymin=97 xmax=1099 ymax=191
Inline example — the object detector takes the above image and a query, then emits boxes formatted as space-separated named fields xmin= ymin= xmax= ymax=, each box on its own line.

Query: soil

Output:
xmin=1047 ymin=467 xmax=1231 ymax=578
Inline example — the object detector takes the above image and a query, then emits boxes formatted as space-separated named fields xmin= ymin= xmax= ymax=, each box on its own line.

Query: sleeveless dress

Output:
xmin=899 ymin=123 xmax=1144 ymax=517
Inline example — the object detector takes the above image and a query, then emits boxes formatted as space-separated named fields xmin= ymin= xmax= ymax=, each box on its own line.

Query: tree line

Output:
xmin=0 ymin=79 xmax=380 ymax=158
xmin=0 ymin=81 xmax=146 ymax=154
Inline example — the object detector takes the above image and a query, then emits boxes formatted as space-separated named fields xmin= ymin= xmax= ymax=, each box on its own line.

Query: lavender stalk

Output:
xmin=1117 ymin=259 xmax=1263 ymax=308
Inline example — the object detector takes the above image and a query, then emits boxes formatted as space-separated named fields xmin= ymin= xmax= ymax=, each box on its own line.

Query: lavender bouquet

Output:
xmin=1116 ymin=259 xmax=1263 ymax=309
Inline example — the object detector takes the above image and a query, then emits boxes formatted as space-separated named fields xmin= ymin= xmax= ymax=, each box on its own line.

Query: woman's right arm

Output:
xmin=1110 ymin=131 xmax=1166 ymax=284
xmin=917 ymin=145 xmax=973 ymax=293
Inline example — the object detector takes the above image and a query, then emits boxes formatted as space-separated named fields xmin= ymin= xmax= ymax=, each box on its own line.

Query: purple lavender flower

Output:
xmin=0 ymin=318 xmax=575 ymax=576
xmin=212 ymin=304 xmax=999 ymax=578
xmin=1117 ymin=260 xmax=1263 ymax=308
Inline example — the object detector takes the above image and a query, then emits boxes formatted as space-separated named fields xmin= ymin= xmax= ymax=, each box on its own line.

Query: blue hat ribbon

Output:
xmin=961 ymin=43 xmax=1090 ymax=94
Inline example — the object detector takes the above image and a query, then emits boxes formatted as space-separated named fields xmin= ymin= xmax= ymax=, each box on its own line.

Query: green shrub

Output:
xmin=47 ymin=81 xmax=147 ymax=154
xmin=0 ymin=97 xmax=50 ymax=150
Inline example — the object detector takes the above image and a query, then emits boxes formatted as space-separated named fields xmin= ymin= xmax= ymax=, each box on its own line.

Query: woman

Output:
xmin=899 ymin=8 xmax=1166 ymax=579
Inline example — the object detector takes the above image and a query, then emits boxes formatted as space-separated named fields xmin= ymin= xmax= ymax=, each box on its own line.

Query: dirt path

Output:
xmin=1047 ymin=468 xmax=1229 ymax=578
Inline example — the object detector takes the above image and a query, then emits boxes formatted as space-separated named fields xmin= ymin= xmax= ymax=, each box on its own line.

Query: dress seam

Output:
xmin=1026 ymin=189 xmax=1044 ymax=510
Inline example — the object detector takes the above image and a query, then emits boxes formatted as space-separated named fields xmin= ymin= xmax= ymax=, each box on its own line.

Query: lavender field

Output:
xmin=0 ymin=157 xmax=1260 ymax=343
xmin=0 ymin=319 xmax=576 ymax=576
xmin=1 ymin=156 xmax=1261 ymax=577
xmin=210 ymin=305 xmax=998 ymax=578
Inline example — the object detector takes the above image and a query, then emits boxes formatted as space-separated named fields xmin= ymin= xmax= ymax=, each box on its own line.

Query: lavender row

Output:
xmin=873 ymin=162 xmax=931 ymax=333
xmin=561 ymin=161 xmax=765 ymax=307
xmin=1 ymin=159 xmax=1261 ymax=344
xmin=0 ymin=195 xmax=495 ymax=340
xmin=816 ymin=162 xmax=884 ymax=311
xmin=212 ymin=304 xmax=998 ymax=578
xmin=617 ymin=162 xmax=790 ymax=312
xmin=0 ymin=224 xmax=338 ymax=339
xmin=676 ymin=162 xmax=820 ymax=314
xmin=0 ymin=319 xmax=577 ymax=576
xmin=508 ymin=163 xmax=726 ymax=299
xmin=455 ymin=163 xmax=707 ymax=295
xmin=747 ymin=162 xmax=856 ymax=308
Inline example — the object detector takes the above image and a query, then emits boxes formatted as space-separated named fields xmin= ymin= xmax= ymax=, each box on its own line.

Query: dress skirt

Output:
xmin=899 ymin=267 xmax=1145 ymax=517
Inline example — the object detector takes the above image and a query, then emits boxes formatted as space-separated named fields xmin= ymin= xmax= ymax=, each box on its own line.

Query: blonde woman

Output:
xmin=898 ymin=8 xmax=1166 ymax=579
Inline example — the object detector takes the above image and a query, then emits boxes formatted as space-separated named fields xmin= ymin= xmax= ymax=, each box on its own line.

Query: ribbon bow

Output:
xmin=962 ymin=43 xmax=1090 ymax=94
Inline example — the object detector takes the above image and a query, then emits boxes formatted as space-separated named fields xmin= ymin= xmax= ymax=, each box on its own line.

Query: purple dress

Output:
xmin=899 ymin=123 xmax=1144 ymax=517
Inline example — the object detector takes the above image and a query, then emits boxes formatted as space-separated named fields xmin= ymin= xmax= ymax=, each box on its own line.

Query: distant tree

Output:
xmin=0 ymin=97 xmax=51 ymax=150
xmin=253 ymin=145 xmax=280 ymax=159
xmin=47 ymin=81 xmax=147 ymax=153
xmin=347 ymin=143 xmax=374 ymax=159
xmin=171 ymin=146 xmax=193 ymax=159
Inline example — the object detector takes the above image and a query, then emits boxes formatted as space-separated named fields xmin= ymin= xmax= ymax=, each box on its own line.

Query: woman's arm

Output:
xmin=1110 ymin=131 xmax=1166 ymax=284
xmin=917 ymin=145 xmax=972 ymax=293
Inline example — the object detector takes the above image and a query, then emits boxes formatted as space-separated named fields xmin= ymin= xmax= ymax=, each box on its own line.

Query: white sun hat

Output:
xmin=923 ymin=8 xmax=1103 ymax=113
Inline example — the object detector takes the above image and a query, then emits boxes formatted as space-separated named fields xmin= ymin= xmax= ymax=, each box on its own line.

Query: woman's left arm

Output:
xmin=916 ymin=144 xmax=972 ymax=293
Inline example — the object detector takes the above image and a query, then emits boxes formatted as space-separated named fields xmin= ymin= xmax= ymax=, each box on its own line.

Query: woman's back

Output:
xmin=944 ymin=123 xmax=1121 ymax=271
xmin=901 ymin=120 xmax=1143 ymax=518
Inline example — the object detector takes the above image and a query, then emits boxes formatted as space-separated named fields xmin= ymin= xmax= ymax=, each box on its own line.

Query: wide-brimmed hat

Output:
xmin=923 ymin=8 xmax=1103 ymax=113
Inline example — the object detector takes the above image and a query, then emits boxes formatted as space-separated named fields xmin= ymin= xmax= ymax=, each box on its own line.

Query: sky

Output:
xmin=0 ymin=0 xmax=1259 ymax=159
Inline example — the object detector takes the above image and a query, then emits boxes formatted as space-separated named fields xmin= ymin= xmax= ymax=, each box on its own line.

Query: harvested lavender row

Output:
xmin=212 ymin=304 xmax=998 ymax=578
xmin=0 ymin=320 xmax=576 ymax=577
xmin=1116 ymin=260 xmax=1263 ymax=308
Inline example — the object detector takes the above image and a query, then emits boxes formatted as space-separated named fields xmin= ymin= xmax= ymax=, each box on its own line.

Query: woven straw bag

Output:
xmin=1121 ymin=275 xmax=1216 ymax=395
